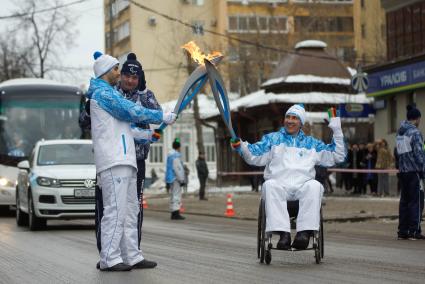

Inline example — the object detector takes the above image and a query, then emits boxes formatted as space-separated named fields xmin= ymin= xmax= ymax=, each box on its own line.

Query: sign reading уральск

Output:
xmin=366 ymin=60 xmax=425 ymax=97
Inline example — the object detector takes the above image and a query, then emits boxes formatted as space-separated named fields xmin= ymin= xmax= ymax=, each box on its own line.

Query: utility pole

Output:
xmin=185 ymin=52 xmax=205 ymax=156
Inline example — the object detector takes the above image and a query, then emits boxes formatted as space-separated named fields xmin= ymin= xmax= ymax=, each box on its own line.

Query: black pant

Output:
xmin=365 ymin=176 xmax=377 ymax=194
xmin=398 ymin=172 xmax=422 ymax=236
xmin=199 ymin=176 xmax=207 ymax=199
xmin=95 ymin=159 xmax=146 ymax=252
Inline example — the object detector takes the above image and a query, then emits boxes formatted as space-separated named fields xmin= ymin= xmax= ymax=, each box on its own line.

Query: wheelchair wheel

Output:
xmin=320 ymin=209 xmax=324 ymax=258
xmin=314 ymin=231 xmax=321 ymax=264
xmin=257 ymin=199 xmax=262 ymax=259
xmin=258 ymin=199 xmax=266 ymax=263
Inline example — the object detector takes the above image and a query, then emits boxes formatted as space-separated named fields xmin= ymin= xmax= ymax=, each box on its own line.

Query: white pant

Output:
xmin=170 ymin=180 xmax=182 ymax=212
xmin=99 ymin=166 xmax=144 ymax=269
xmin=262 ymin=179 xmax=323 ymax=233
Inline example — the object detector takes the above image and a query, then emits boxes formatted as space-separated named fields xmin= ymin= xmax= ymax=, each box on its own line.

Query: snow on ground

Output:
xmin=145 ymin=169 xmax=251 ymax=195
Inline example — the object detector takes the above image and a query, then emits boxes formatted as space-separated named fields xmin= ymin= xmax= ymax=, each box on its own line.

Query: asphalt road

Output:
xmin=0 ymin=210 xmax=424 ymax=284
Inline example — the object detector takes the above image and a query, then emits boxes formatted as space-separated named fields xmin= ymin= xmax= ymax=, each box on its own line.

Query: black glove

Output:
xmin=85 ymin=100 xmax=91 ymax=116
xmin=180 ymin=182 xmax=186 ymax=187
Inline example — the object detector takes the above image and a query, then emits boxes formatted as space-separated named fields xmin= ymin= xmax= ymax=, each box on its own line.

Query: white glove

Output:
xmin=132 ymin=128 xmax=153 ymax=142
xmin=328 ymin=117 xmax=343 ymax=136
xmin=162 ymin=112 xmax=177 ymax=125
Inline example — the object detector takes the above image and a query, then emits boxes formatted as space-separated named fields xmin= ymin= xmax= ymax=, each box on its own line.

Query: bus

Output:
xmin=0 ymin=78 xmax=84 ymax=210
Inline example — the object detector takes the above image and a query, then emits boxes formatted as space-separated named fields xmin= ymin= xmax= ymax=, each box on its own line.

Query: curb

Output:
xmin=146 ymin=208 xmax=399 ymax=223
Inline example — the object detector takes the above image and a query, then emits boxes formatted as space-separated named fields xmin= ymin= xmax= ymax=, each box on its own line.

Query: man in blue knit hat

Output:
xmin=396 ymin=104 xmax=425 ymax=240
xmin=231 ymin=104 xmax=346 ymax=250
xmin=88 ymin=51 xmax=176 ymax=271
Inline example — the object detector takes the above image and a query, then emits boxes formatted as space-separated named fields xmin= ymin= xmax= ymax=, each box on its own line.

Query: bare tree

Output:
xmin=0 ymin=34 xmax=34 ymax=81
xmin=13 ymin=0 xmax=77 ymax=78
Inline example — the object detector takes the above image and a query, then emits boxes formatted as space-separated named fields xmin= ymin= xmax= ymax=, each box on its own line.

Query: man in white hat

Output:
xmin=231 ymin=104 xmax=345 ymax=250
xmin=87 ymin=51 xmax=177 ymax=271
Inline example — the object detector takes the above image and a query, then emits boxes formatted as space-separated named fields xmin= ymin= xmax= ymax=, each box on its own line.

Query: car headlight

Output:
xmin=36 ymin=177 xmax=60 ymax=187
xmin=0 ymin=177 xmax=15 ymax=187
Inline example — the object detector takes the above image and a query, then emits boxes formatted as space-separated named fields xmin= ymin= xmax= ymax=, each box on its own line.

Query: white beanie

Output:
xmin=285 ymin=104 xmax=306 ymax=125
xmin=93 ymin=51 xmax=119 ymax=78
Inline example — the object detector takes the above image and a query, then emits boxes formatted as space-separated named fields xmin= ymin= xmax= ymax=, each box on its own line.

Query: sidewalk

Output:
xmin=144 ymin=191 xmax=406 ymax=222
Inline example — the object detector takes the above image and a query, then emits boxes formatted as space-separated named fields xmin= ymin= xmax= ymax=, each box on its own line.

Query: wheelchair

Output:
xmin=257 ymin=199 xmax=324 ymax=264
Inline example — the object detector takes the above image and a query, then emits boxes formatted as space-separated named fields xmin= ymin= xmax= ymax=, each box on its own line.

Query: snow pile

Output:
xmin=200 ymin=90 xmax=373 ymax=119
xmin=295 ymin=40 xmax=327 ymax=49
xmin=262 ymin=74 xmax=351 ymax=87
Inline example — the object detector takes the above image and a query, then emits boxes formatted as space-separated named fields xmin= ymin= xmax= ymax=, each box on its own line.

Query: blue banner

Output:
xmin=367 ymin=60 xmax=425 ymax=96
xmin=338 ymin=104 xmax=374 ymax=118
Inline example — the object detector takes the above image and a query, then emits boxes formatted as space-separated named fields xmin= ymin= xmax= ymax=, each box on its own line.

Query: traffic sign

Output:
xmin=351 ymin=65 xmax=369 ymax=93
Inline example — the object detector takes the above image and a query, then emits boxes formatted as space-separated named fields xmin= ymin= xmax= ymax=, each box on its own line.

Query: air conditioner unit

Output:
xmin=148 ymin=16 xmax=157 ymax=26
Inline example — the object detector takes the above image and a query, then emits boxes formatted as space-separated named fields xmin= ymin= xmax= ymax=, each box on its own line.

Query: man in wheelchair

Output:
xmin=231 ymin=104 xmax=345 ymax=250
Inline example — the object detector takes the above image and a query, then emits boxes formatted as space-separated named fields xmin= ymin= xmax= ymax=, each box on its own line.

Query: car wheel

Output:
xmin=16 ymin=188 xmax=28 ymax=226
xmin=28 ymin=192 xmax=46 ymax=231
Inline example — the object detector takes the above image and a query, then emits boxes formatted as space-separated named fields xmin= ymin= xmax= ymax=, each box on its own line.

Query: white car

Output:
xmin=16 ymin=139 xmax=96 ymax=230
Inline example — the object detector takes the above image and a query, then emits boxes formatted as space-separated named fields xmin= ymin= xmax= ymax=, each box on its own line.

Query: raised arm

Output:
xmin=316 ymin=117 xmax=346 ymax=167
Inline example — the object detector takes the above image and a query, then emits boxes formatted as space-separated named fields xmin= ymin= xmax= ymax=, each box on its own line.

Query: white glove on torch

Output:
xmin=328 ymin=117 xmax=343 ymax=137
xmin=162 ymin=112 xmax=177 ymax=125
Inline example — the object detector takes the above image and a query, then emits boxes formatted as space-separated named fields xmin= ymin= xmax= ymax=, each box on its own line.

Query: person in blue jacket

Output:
xmin=396 ymin=104 xmax=425 ymax=240
xmin=231 ymin=104 xmax=345 ymax=250
xmin=166 ymin=138 xmax=186 ymax=220
xmin=80 ymin=53 xmax=162 ymax=262
xmin=88 ymin=51 xmax=176 ymax=271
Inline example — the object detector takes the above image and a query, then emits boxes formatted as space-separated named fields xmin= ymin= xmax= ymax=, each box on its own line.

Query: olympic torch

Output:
xmin=158 ymin=42 xmax=223 ymax=130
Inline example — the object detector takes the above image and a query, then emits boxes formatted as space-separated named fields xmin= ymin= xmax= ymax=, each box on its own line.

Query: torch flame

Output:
xmin=182 ymin=41 xmax=222 ymax=65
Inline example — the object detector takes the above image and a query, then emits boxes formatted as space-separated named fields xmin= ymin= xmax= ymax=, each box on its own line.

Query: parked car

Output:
xmin=16 ymin=139 xmax=96 ymax=230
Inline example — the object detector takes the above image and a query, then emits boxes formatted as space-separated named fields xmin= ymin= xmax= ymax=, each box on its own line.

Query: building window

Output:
xmin=149 ymin=143 xmax=164 ymax=163
xmin=361 ymin=24 xmax=366 ymax=38
xmin=192 ymin=0 xmax=204 ymax=5
xmin=192 ymin=21 xmax=205 ymax=35
xmin=228 ymin=15 xmax=288 ymax=33
xmin=387 ymin=2 xmax=425 ymax=60
xmin=388 ymin=96 xmax=397 ymax=133
xmin=228 ymin=16 xmax=238 ymax=31
xmin=106 ymin=0 xmax=129 ymax=20
xmin=174 ymin=132 xmax=191 ymax=163
xmin=203 ymin=131 xmax=216 ymax=162
xmin=361 ymin=0 xmax=365 ymax=8
xmin=294 ymin=16 xmax=353 ymax=32
xmin=116 ymin=21 xmax=130 ymax=42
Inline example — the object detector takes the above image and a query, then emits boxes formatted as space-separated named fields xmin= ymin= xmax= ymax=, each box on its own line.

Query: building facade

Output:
xmin=103 ymin=0 xmax=226 ymax=103
xmin=365 ymin=0 xmax=425 ymax=150
xmin=227 ymin=0 xmax=355 ymax=95
xmin=104 ymin=0 xmax=355 ymax=102
xmin=353 ymin=0 xmax=386 ymax=65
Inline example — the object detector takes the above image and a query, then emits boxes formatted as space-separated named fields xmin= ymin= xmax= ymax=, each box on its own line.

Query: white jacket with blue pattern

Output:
xmin=87 ymin=78 xmax=163 ymax=173
xmin=239 ymin=127 xmax=346 ymax=190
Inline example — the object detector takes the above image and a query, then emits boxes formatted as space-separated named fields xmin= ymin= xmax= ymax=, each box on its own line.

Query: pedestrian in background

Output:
xmin=362 ymin=143 xmax=378 ymax=195
xmin=376 ymin=139 xmax=394 ymax=197
xmin=396 ymin=104 xmax=425 ymax=240
xmin=183 ymin=164 xmax=190 ymax=194
xmin=342 ymin=143 xmax=353 ymax=191
xmin=196 ymin=151 xmax=209 ymax=200
xmin=166 ymin=138 xmax=186 ymax=220
xmin=348 ymin=143 xmax=364 ymax=194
